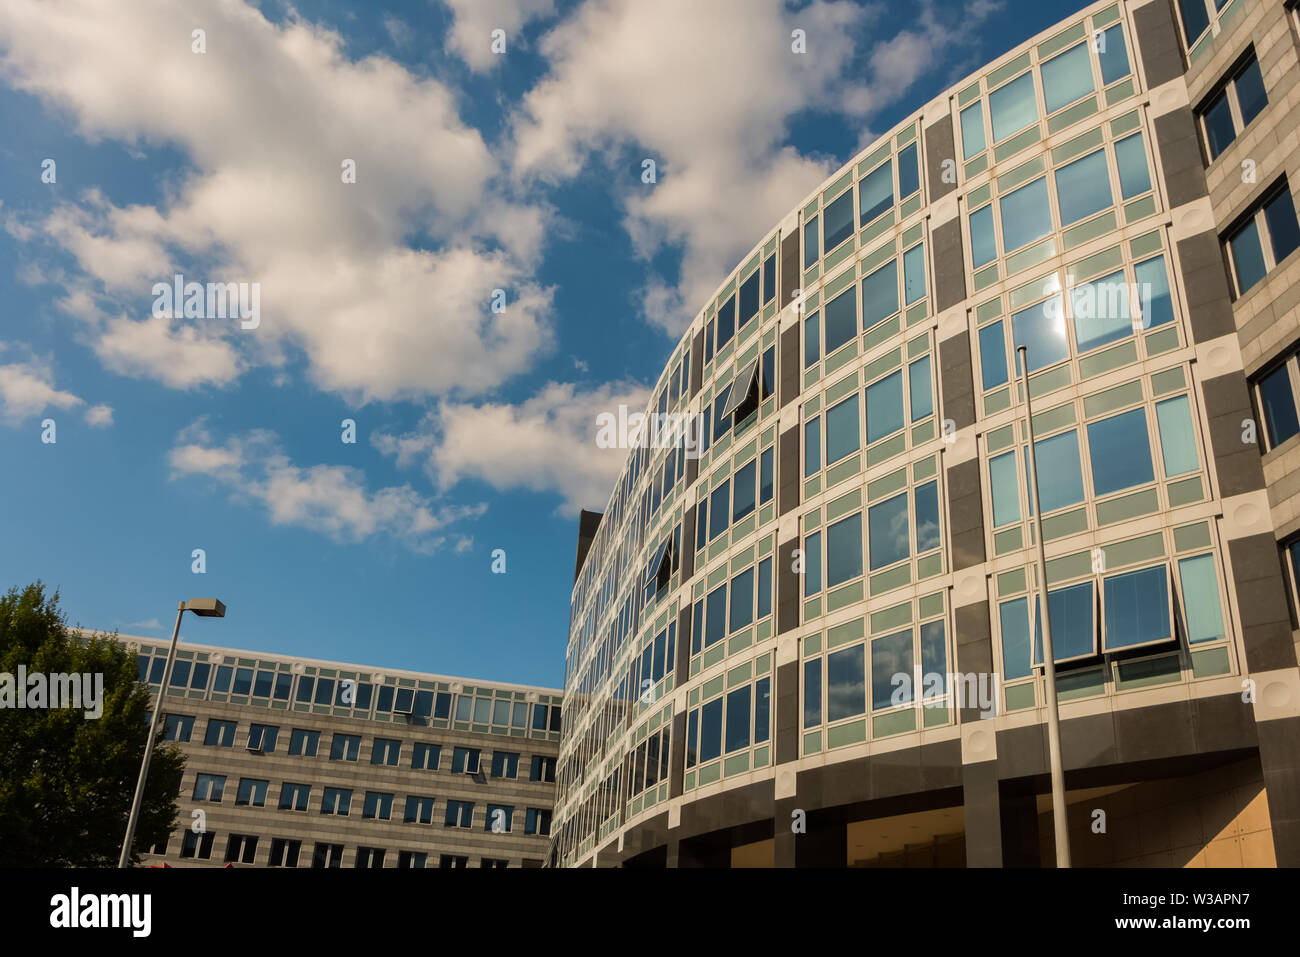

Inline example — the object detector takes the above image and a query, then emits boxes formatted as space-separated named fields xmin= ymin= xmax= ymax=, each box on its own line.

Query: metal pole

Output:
xmin=119 ymin=602 xmax=185 ymax=868
xmin=1017 ymin=346 xmax=1072 ymax=868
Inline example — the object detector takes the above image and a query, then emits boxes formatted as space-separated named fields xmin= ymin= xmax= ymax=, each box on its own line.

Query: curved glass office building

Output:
xmin=556 ymin=0 xmax=1300 ymax=867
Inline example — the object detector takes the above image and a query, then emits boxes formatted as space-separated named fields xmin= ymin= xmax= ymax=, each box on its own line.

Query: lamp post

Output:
xmin=1017 ymin=347 xmax=1072 ymax=868
xmin=118 ymin=598 xmax=226 ymax=868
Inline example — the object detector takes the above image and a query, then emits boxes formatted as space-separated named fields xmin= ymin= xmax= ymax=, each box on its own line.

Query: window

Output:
xmin=1071 ymin=270 xmax=1130 ymax=354
xmin=398 ymin=851 xmax=428 ymax=868
xmin=439 ymin=854 xmax=469 ymax=868
xmin=1012 ymin=295 xmax=1067 ymax=372
xmin=193 ymin=773 xmax=225 ymax=803
xmin=486 ymin=804 xmax=514 ymax=833
xmin=804 ymin=310 xmax=821 ymax=368
xmin=355 ymin=847 xmax=386 ymax=869
xmin=225 ymin=834 xmax=258 ymax=864
xmin=231 ymin=667 xmax=253 ymax=696
xmin=716 ymin=295 xmax=736 ymax=352
xmin=804 ymin=417 xmax=821 ymax=477
xmin=915 ymin=481 xmax=941 ymax=553
xmin=1054 ymin=150 xmax=1112 ymax=226
xmin=826 ymin=513 xmax=863 ymax=586
xmin=733 ymin=459 xmax=756 ymax=521
xmin=739 ymin=268 xmax=761 ymax=326
xmin=870 ymin=630 xmax=913 ymax=709
xmin=803 ymin=215 xmax=820 ymax=268
xmin=825 ymin=285 xmax=858 ymax=354
xmin=725 ymin=685 xmax=752 ymax=753
xmin=1041 ymin=43 xmax=1093 ymax=114
xmin=321 ymin=787 xmax=352 ymax=816
xmin=162 ymin=714 xmax=194 ymax=742
xmin=1030 ymin=581 xmax=1097 ymax=665
xmin=481 ymin=858 xmax=508 ymax=869
xmin=1087 ymin=407 xmax=1154 ymax=496
xmin=868 ymin=493 xmax=909 ymax=570
xmin=278 ymin=782 xmax=311 ymax=811
xmin=708 ymin=478 xmax=730 ymax=539
xmin=1226 ymin=181 xmax=1300 ymax=295
xmin=1178 ymin=554 xmax=1226 ymax=643
xmin=860 ymin=259 xmax=899 ymax=330
xmin=405 ymin=795 xmax=436 ymax=824
xmin=371 ymin=737 xmax=401 ymax=766
xmin=288 ymin=728 xmax=319 ymax=757
xmin=803 ymin=531 xmax=822 ymax=597
xmin=1155 ymin=395 xmax=1200 ymax=477
xmin=203 ymin=719 xmax=236 ymax=747
xmin=699 ymin=696 xmax=723 ymax=763
xmin=999 ymin=597 xmax=1034 ymax=680
xmin=803 ymin=658 xmax=822 ymax=728
xmin=960 ymin=101 xmax=986 ymax=159
xmin=705 ymin=582 xmax=728 ymax=646
xmin=1102 ymin=565 xmax=1172 ymax=652
xmin=823 ymin=189 xmax=854 ymax=253
xmin=1176 ymin=0 xmax=1211 ymax=46
xmin=180 ymin=831 xmax=214 ymax=860
xmin=329 ymin=733 xmax=360 ymax=761
xmin=859 ymin=159 xmax=893 ymax=226
xmin=235 ymin=778 xmax=268 ymax=807
xmin=269 ymin=838 xmax=301 ymax=868
xmin=989 ymin=451 xmax=1021 ymax=527
xmin=525 ymin=808 xmax=552 ymax=836
xmin=1134 ymin=256 xmax=1175 ymax=330
xmin=989 ymin=72 xmax=1037 ymax=142
xmin=903 ymin=243 xmax=926 ymax=305
xmin=825 ymin=394 xmax=860 ymax=465
xmin=729 ymin=568 xmax=754 ymax=631
xmin=530 ymin=755 xmax=556 ymax=782
xmin=451 ymin=747 xmax=480 ymax=774
xmin=1114 ymin=133 xmax=1151 ymax=200
xmin=1255 ymin=357 xmax=1300 ymax=449
xmin=970 ymin=203 xmax=997 ymax=268
xmin=898 ymin=143 xmax=920 ymax=199
xmin=411 ymin=742 xmax=440 ymax=770
xmin=1097 ymin=24 xmax=1130 ymax=85
xmin=1034 ymin=431 xmax=1086 ymax=513
xmin=312 ymin=842 xmax=344 ymax=868
xmin=246 ymin=723 xmax=278 ymax=754
xmin=1197 ymin=54 xmax=1268 ymax=161
xmin=1000 ymin=177 xmax=1052 ymax=252
xmin=760 ymin=446 xmax=774 ymax=504
xmin=444 ymin=800 xmax=474 ymax=828
xmin=827 ymin=644 xmax=866 ymax=721
xmin=979 ymin=320 xmax=1009 ymax=389
xmin=490 ymin=751 xmax=519 ymax=779
xmin=865 ymin=369 xmax=904 ymax=443
xmin=362 ymin=791 xmax=394 ymax=820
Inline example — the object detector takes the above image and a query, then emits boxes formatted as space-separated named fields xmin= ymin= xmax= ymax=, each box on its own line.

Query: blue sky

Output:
xmin=0 ymin=0 xmax=1087 ymax=688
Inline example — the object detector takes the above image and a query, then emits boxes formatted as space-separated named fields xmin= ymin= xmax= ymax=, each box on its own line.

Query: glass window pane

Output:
xmin=1234 ymin=57 xmax=1268 ymax=127
xmin=970 ymin=204 xmax=997 ymax=268
xmin=1072 ymin=269 xmax=1131 ymax=353
xmin=803 ymin=658 xmax=822 ymax=728
xmin=1000 ymin=177 xmax=1052 ymax=252
xmin=859 ymin=160 xmax=893 ymax=226
xmin=729 ymin=568 xmax=754 ymax=631
xmin=1098 ymin=25 xmax=1130 ymax=85
xmin=1055 ymin=149 xmax=1112 ymax=226
xmin=1264 ymin=187 xmax=1300 ymax=266
xmin=999 ymin=597 xmax=1033 ymax=680
xmin=920 ymin=621 xmax=947 ymax=696
xmin=739 ymin=270 xmax=760 ymax=324
xmin=989 ymin=72 xmax=1038 ymax=142
xmin=1229 ymin=219 xmax=1268 ymax=293
xmin=1202 ymin=91 xmax=1236 ymax=160
xmin=908 ymin=355 xmax=933 ymax=421
xmin=871 ymin=630 xmax=913 ymax=710
xmin=754 ymin=677 xmax=771 ymax=743
xmin=716 ymin=296 xmax=735 ymax=351
xmin=705 ymin=584 xmax=727 ymax=647
xmin=726 ymin=686 xmax=751 ymax=753
xmin=1134 ymin=255 xmax=1174 ymax=329
xmin=827 ymin=645 xmax=865 ymax=721
xmin=978 ymin=320 xmax=1008 ymax=390
xmin=1178 ymin=554 xmax=1226 ymax=644
xmin=709 ymin=479 xmax=730 ymax=538
xmin=804 ymin=311 xmax=821 ymax=368
xmin=903 ymin=243 xmax=926 ymax=304
xmin=1114 ymin=133 xmax=1151 ymax=199
xmin=1032 ymin=582 xmax=1096 ymax=663
xmin=1258 ymin=363 xmax=1300 ymax=447
xmin=1156 ymin=395 xmax=1199 ymax=476
xmin=825 ymin=286 xmax=858 ymax=354
xmin=898 ymin=143 xmax=920 ymax=198
xmin=1034 ymin=430 xmax=1085 ymax=512
xmin=804 ymin=417 xmax=821 ymax=477
xmin=803 ymin=215 xmax=819 ymax=268
xmin=1012 ymin=294 xmax=1069 ymax=371
xmin=804 ymin=531 xmax=822 ymax=596
xmin=823 ymin=189 xmax=854 ymax=252
xmin=861 ymin=258 xmax=899 ymax=329
xmin=1041 ymin=43 xmax=1094 ymax=114
xmin=700 ymin=697 xmax=723 ymax=762
xmin=1087 ymin=407 xmax=1154 ymax=496
xmin=733 ymin=460 xmax=756 ymax=520
xmin=825 ymin=394 xmax=860 ymax=465
xmin=1177 ymin=0 xmax=1210 ymax=44
xmin=915 ymin=481 xmax=940 ymax=553
xmin=989 ymin=451 xmax=1021 ymax=527
xmin=865 ymin=369 xmax=904 ymax=443
xmin=757 ymin=556 xmax=772 ymax=619
xmin=1103 ymin=566 xmax=1172 ymax=650
xmin=868 ymin=493 xmax=909 ymax=570
xmin=960 ymin=101 xmax=986 ymax=159
xmin=826 ymin=513 xmax=863 ymax=587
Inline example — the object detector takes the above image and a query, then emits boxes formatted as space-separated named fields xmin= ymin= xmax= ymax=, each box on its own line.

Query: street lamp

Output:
xmin=118 ymin=598 xmax=226 ymax=868
xmin=1017 ymin=347 xmax=1071 ymax=868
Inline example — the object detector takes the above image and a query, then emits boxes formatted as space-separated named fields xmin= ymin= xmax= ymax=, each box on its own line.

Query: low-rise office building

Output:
xmin=120 ymin=635 xmax=562 ymax=868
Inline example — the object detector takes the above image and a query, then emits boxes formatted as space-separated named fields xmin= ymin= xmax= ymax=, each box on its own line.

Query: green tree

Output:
xmin=0 ymin=582 xmax=184 ymax=866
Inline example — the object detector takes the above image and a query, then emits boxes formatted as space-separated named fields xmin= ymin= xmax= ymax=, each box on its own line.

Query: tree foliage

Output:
xmin=0 ymin=582 xmax=183 ymax=866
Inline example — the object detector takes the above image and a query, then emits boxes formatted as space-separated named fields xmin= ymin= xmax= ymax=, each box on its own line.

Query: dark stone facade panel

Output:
xmin=924 ymin=114 xmax=957 ymax=201
xmin=946 ymin=457 xmax=986 ymax=570
xmin=1155 ymin=108 xmax=1209 ymax=210
xmin=932 ymin=217 xmax=967 ymax=312
xmin=962 ymin=759 xmax=1002 ymax=866
xmin=1176 ymin=231 xmax=1236 ymax=344
xmin=939 ymin=330 xmax=976 ymax=431
xmin=1134 ymin=0 xmax=1186 ymax=89
xmin=779 ymin=321 xmax=800 ymax=408
xmin=1227 ymin=533 xmax=1297 ymax=673
xmin=780 ymin=229 xmax=800 ymax=310
xmin=776 ymin=660 xmax=799 ymax=764
xmin=1201 ymin=371 xmax=1267 ymax=497
xmin=778 ymin=425 xmax=800 ymax=517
